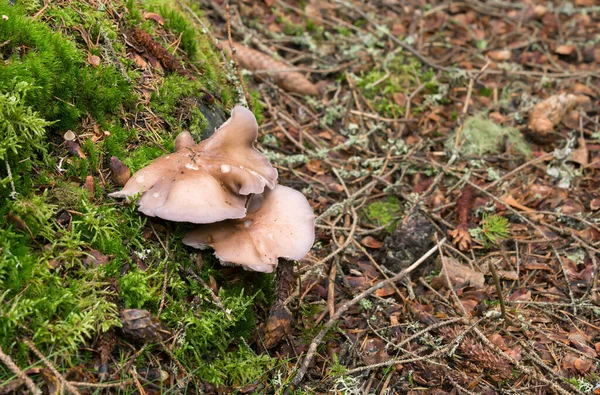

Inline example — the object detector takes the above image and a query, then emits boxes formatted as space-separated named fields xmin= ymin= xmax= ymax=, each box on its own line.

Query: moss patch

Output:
xmin=0 ymin=0 xmax=274 ymax=389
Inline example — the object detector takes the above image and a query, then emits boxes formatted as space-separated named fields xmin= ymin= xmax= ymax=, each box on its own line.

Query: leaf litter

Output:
xmin=1 ymin=0 xmax=600 ymax=393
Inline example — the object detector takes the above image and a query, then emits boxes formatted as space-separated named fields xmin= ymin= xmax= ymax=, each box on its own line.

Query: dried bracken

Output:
xmin=222 ymin=42 xmax=319 ymax=96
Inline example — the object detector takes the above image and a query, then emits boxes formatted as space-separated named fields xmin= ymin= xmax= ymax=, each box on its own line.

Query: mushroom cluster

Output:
xmin=110 ymin=106 xmax=314 ymax=273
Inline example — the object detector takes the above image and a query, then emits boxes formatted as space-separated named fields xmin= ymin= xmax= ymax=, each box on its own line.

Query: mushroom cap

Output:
xmin=109 ymin=106 xmax=278 ymax=223
xmin=174 ymin=131 xmax=195 ymax=151
xmin=182 ymin=185 xmax=315 ymax=273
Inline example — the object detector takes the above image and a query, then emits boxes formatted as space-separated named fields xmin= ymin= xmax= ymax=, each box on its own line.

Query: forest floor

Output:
xmin=1 ymin=0 xmax=600 ymax=394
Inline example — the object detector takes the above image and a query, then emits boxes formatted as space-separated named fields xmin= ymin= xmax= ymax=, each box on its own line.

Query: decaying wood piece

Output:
xmin=222 ymin=42 xmax=319 ymax=96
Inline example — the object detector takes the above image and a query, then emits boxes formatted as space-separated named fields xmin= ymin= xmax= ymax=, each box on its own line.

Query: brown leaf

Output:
xmin=263 ymin=305 xmax=292 ymax=349
xmin=83 ymin=249 xmax=110 ymax=267
xmin=528 ymin=93 xmax=591 ymax=138
xmin=438 ymin=257 xmax=485 ymax=289
xmin=143 ymin=12 xmax=165 ymax=25
xmin=574 ymin=357 xmax=592 ymax=373
xmin=305 ymin=0 xmax=323 ymax=27
xmin=131 ymin=52 xmax=148 ymax=69
xmin=569 ymin=137 xmax=588 ymax=166
xmin=87 ymin=53 xmax=100 ymax=67
xmin=66 ymin=141 xmax=86 ymax=159
xmin=487 ymin=49 xmax=512 ymax=61
xmin=501 ymin=194 xmax=535 ymax=212
xmin=110 ymin=156 xmax=131 ymax=186
xmin=508 ymin=288 xmax=531 ymax=302
xmin=305 ymin=159 xmax=324 ymax=174
xmin=571 ymin=83 xmax=596 ymax=97
xmin=555 ymin=44 xmax=576 ymax=55
xmin=120 ymin=309 xmax=171 ymax=342
xmin=373 ymin=284 xmax=396 ymax=297
xmin=222 ymin=42 xmax=319 ymax=96
xmin=392 ymin=92 xmax=406 ymax=106
xmin=361 ymin=236 xmax=383 ymax=249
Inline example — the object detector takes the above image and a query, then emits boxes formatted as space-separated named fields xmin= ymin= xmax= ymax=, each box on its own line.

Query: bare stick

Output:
xmin=289 ymin=238 xmax=445 ymax=387
xmin=488 ymin=260 xmax=514 ymax=327
xmin=22 ymin=339 xmax=82 ymax=395
xmin=0 ymin=346 xmax=42 ymax=395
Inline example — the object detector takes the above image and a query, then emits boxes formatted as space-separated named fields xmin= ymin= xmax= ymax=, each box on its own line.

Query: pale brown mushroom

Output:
xmin=174 ymin=131 xmax=195 ymax=151
xmin=182 ymin=185 xmax=315 ymax=273
xmin=109 ymin=106 xmax=278 ymax=223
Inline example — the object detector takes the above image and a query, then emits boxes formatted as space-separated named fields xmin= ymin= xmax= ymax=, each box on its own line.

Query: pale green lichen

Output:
xmin=448 ymin=114 xmax=531 ymax=157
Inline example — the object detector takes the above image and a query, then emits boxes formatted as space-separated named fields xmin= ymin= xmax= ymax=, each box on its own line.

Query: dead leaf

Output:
xmin=487 ymin=49 xmax=512 ymax=61
xmin=571 ymin=83 xmax=596 ymax=97
xmin=528 ymin=93 xmax=591 ymax=138
xmin=392 ymin=92 xmax=406 ymax=106
xmin=501 ymin=194 xmax=535 ymax=212
xmin=555 ymin=44 xmax=576 ymax=56
xmin=263 ymin=305 xmax=292 ymax=349
xmin=508 ymin=288 xmax=531 ymax=302
xmin=305 ymin=0 xmax=323 ymax=27
xmin=143 ymin=12 xmax=164 ymax=25
xmin=305 ymin=159 xmax=324 ymax=174
xmin=438 ymin=257 xmax=485 ymax=289
xmin=361 ymin=236 xmax=383 ymax=249
xmin=449 ymin=224 xmax=472 ymax=252
xmin=66 ymin=141 xmax=86 ymax=159
xmin=222 ymin=42 xmax=319 ymax=96
xmin=83 ymin=250 xmax=109 ymax=267
xmin=569 ymin=137 xmax=588 ymax=166
xmin=131 ymin=52 xmax=148 ymax=69
xmin=87 ymin=53 xmax=100 ymax=67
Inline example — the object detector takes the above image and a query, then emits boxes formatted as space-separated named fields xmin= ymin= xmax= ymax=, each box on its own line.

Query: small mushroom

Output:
xmin=109 ymin=106 xmax=278 ymax=223
xmin=182 ymin=185 xmax=315 ymax=273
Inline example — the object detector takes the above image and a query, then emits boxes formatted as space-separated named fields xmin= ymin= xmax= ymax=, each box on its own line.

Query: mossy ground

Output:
xmin=0 ymin=0 xmax=277 ymax=390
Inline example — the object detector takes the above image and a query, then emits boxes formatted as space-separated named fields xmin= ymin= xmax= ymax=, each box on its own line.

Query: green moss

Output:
xmin=0 ymin=0 xmax=270 ymax=387
xmin=365 ymin=197 xmax=403 ymax=232
xmin=356 ymin=54 xmax=430 ymax=118
xmin=0 ymin=82 xmax=52 ymax=195
xmin=448 ymin=114 xmax=531 ymax=157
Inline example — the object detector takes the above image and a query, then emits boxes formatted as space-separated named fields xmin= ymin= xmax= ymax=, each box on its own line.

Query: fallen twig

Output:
xmin=0 ymin=346 xmax=41 ymax=395
xmin=288 ymin=238 xmax=446 ymax=388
